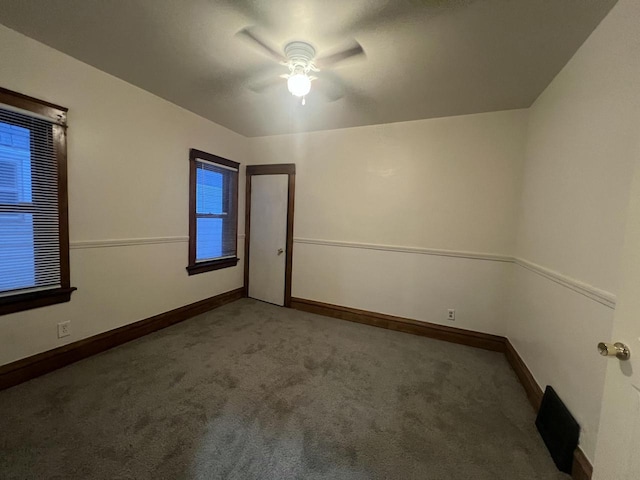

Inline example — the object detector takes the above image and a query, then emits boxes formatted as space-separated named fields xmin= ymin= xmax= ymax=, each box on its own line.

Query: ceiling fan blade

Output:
xmin=315 ymin=41 xmax=365 ymax=69
xmin=236 ymin=27 xmax=285 ymax=63
xmin=247 ymin=75 xmax=283 ymax=93
xmin=313 ymin=73 xmax=346 ymax=102
xmin=314 ymin=71 xmax=372 ymax=107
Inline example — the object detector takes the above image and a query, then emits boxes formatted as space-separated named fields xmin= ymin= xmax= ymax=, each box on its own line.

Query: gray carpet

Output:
xmin=0 ymin=298 xmax=569 ymax=479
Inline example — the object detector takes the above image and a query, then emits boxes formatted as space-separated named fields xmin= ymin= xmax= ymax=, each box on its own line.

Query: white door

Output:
xmin=593 ymin=153 xmax=640 ymax=479
xmin=248 ymin=174 xmax=288 ymax=306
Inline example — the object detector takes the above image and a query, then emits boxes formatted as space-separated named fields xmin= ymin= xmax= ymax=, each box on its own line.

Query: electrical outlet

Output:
xmin=447 ymin=309 xmax=455 ymax=321
xmin=57 ymin=321 xmax=71 ymax=338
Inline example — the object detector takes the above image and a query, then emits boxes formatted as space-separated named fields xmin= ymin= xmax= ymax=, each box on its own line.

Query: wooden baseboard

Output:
xmin=572 ymin=448 xmax=593 ymax=480
xmin=504 ymin=339 xmax=591 ymax=480
xmin=291 ymin=297 xmax=505 ymax=352
xmin=504 ymin=339 xmax=544 ymax=411
xmin=0 ymin=287 xmax=245 ymax=391
xmin=291 ymin=296 xmax=592 ymax=480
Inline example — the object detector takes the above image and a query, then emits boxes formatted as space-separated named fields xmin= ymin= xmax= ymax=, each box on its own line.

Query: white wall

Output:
xmin=0 ymin=25 xmax=247 ymax=365
xmin=250 ymin=110 xmax=527 ymax=334
xmin=508 ymin=0 xmax=640 ymax=461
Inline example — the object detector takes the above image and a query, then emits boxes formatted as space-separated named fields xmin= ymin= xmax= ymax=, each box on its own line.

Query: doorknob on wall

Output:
xmin=598 ymin=342 xmax=631 ymax=360
xmin=277 ymin=248 xmax=284 ymax=255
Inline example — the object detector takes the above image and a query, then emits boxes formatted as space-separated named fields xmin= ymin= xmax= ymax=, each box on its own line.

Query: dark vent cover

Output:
xmin=535 ymin=385 xmax=580 ymax=474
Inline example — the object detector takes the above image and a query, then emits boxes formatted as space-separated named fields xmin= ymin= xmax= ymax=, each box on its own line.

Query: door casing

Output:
xmin=244 ymin=164 xmax=295 ymax=307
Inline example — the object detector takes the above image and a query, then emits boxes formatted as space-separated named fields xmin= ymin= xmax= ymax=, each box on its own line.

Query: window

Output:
xmin=0 ymin=87 xmax=74 ymax=315
xmin=187 ymin=149 xmax=239 ymax=275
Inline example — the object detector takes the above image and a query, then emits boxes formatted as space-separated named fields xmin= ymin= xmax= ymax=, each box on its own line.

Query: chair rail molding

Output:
xmin=513 ymin=257 xmax=616 ymax=309
xmin=71 ymin=233 xmax=246 ymax=250
xmin=293 ymin=237 xmax=512 ymax=262
xmin=293 ymin=237 xmax=616 ymax=309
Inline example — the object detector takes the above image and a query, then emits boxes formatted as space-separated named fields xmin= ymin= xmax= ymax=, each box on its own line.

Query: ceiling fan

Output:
xmin=236 ymin=27 xmax=366 ymax=105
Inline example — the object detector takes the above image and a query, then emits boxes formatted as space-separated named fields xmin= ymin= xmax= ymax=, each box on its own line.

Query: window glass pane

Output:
xmin=0 ymin=121 xmax=32 ymax=204
xmin=0 ymin=110 xmax=61 ymax=295
xmin=0 ymin=162 xmax=18 ymax=203
xmin=0 ymin=213 xmax=35 ymax=291
xmin=196 ymin=168 xmax=223 ymax=214
xmin=196 ymin=217 xmax=223 ymax=261
xmin=190 ymin=154 xmax=237 ymax=269
xmin=0 ymin=120 xmax=36 ymax=292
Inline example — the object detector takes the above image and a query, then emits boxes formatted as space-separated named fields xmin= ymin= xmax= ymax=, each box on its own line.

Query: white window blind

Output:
xmin=0 ymin=107 xmax=60 ymax=296
xmin=195 ymin=159 xmax=237 ymax=262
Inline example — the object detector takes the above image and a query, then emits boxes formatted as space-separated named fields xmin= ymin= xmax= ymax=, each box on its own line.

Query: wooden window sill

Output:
xmin=186 ymin=257 xmax=239 ymax=276
xmin=0 ymin=287 xmax=77 ymax=316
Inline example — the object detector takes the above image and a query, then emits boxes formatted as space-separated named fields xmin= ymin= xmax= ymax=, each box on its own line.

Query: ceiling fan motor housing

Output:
xmin=284 ymin=41 xmax=317 ymax=73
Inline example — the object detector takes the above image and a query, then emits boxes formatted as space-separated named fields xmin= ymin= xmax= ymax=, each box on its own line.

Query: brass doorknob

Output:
xmin=597 ymin=342 xmax=631 ymax=361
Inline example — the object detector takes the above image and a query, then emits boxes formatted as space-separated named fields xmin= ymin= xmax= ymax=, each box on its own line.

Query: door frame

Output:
xmin=244 ymin=164 xmax=296 ymax=307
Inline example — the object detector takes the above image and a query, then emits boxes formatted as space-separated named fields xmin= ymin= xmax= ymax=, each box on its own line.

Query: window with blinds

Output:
xmin=187 ymin=149 xmax=239 ymax=275
xmin=0 ymin=87 xmax=73 ymax=315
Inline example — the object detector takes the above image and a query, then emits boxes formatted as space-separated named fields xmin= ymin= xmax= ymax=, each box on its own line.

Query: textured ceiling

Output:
xmin=0 ymin=0 xmax=618 ymax=137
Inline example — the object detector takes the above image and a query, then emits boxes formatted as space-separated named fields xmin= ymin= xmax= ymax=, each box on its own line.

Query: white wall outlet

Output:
xmin=57 ymin=321 xmax=71 ymax=338
xmin=447 ymin=309 xmax=455 ymax=321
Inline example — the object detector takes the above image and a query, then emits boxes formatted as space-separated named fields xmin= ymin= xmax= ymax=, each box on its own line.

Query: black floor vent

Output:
xmin=535 ymin=385 xmax=580 ymax=474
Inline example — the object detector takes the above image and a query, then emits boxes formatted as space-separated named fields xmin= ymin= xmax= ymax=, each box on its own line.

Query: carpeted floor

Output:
xmin=0 ymin=298 xmax=569 ymax=479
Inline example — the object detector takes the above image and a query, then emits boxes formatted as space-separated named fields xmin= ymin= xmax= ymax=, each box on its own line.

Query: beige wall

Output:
xmin=508 ymin=0 xmax=640 ymax=461
xmin=0 ymin=25 xmax=247 ymax=365
xmin=251 ymin=111 xmax=527 ymax=254
xmin=250 ymin=110 xmax=527 ymax=334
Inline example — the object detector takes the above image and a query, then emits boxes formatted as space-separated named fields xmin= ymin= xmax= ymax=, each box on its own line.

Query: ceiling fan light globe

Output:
xmin=287 ymin=74 xmax=311 ymax=97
